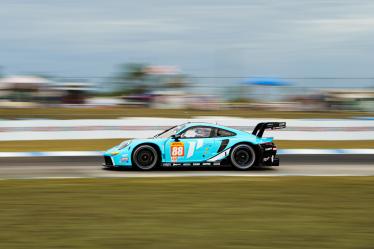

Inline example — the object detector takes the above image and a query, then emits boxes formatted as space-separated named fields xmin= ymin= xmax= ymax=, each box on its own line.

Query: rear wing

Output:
xmin=252 ymin=122 xmax=286 ymax=138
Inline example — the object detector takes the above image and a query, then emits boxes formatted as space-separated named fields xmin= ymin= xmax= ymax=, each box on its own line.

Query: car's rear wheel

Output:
xmin=132 ymin=145 xmax=159 ymax=171
xmin=230 ymin=144 xmax=256 ymax=170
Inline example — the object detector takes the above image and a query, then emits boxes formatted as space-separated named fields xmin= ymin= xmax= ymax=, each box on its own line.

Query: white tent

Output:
xmin=0 ymin=76 xmax=52 ymax=90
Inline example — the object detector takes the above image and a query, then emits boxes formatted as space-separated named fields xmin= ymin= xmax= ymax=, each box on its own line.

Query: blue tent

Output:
xmin=243 ymin=78 xmax=290 ymax=86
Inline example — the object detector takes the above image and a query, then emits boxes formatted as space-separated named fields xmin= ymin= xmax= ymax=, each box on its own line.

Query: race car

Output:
xmin=103 ymin=122 xmax=286 ymax=170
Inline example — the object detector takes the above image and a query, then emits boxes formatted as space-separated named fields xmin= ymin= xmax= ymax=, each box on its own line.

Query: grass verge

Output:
xmin=0 ymin=107 xmax=371 ymax=119
xmin=0 ymin=139 xmax=373 ymax=152
xmin=0 ymin=177 xmax=373 ymax=249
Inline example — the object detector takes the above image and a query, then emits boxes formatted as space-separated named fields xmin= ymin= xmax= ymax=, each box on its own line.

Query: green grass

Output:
xmin=0 ymin=139 xmax=373 ymax=152
xmin=0 ymin=177 xmax=373 ymax=249
xmin=0 ymin=107 xmax=371 ymax=119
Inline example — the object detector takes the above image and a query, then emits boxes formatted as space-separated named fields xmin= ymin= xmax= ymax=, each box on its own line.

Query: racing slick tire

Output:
xmin=230 ymin=144 xmax=256 ymax=170
xmin=132 ymin=145 xmax=159 ymax=171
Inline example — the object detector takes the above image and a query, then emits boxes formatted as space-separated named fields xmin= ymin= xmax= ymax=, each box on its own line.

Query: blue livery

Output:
xmin=103 ymin=122 xmax=286 ymax=170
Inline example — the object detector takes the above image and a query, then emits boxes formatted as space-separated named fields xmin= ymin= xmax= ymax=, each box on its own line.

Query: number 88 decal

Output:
xmin=171 ymin=142 xmax=184 ymax=156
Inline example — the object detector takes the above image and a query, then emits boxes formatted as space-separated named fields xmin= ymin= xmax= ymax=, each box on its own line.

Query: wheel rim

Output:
xmin=134 ymin=147 xmax=157 ymax=170
xmin=234 ymin=149 xmax=251 ymax=166
xmin=231 ymin=145 xmax=255 ymax=169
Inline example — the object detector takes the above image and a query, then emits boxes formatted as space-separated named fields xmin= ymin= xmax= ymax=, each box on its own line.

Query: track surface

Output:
xmin=0 ymin=155 xmax=373 ymax=179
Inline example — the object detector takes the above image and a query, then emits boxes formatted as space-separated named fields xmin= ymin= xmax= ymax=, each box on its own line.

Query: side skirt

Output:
xmin=161 ymin=148 xmax=232 ymax=167
xmin=162 ymin=161 xmax=224 ymax=167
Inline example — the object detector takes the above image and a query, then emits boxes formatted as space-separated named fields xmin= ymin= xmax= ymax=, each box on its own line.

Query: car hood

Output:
xmin=106 ymin=137 xmax=167 ymax=154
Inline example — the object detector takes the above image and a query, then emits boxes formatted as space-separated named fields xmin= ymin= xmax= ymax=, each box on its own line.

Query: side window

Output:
xmin=216 ymin=128 xmax=236 ymax=137
xmin=181 ymin=126 xmax=214 ymax=138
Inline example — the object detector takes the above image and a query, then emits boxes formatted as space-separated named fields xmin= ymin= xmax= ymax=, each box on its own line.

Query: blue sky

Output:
xmin=1 ymin=0 xmax=374 ymax=87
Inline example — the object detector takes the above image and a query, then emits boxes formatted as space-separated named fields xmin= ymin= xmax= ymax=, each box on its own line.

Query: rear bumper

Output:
xmin=263 ymin=155 xmax=279 ymax=166
xmin=259 ymin=142 xmax=279 ymax=166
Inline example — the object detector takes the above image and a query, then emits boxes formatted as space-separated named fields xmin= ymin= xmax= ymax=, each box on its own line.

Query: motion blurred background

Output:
xmin=1 ymin=0 xmax=374 ymax=112
xmin=1 ymin=0 xmax=374 ymax=151
xmin=1 ymin=1 xmax=374 ymax=249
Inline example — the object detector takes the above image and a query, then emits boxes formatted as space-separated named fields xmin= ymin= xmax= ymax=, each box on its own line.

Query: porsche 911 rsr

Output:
xmin=103 ymin=122 xmax=286 ymax=170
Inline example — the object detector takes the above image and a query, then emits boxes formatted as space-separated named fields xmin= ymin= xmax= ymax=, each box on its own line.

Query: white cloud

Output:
xmin=1 ymin=0 xmax=374 ymax=84
xmin=302 ymin=17 xmax=374 ymax=34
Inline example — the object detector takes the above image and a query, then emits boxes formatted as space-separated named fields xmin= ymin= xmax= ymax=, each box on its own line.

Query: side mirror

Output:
xmin=171 ymin=134 xmax=181 ymax=141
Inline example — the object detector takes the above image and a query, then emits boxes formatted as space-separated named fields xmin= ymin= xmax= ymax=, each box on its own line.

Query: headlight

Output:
xmin=118 ymin=140 xmax=132 ymax=150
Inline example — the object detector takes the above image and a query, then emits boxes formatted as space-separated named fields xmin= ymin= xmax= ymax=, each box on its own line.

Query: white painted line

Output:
xmin=278 ymin=149 xmax=374 ymax=155
xmin=0 ymin=151 xmax=103 ymax=157
xmin=0 ymin=149 xmax=374 ymax=158
xmin=1 ymin=172 xmax=374 ymax=180
xmin=42 ymin=151 xmax=103 ymax=157
xmin=1 ymin=130 xmax=374 ymax=141
xmin=0 ymin=117 xmax=374 ymax=141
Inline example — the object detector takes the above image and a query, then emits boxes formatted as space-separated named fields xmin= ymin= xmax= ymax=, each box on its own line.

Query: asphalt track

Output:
xmin=0 ymin=155 xmax=373 ymax=179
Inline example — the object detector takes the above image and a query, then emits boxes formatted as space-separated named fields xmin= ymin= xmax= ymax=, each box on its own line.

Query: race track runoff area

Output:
xmin=0 ymin=177 xmax=373 ymax=249
xmin=0 ymin=155 xmax=373 ymax=249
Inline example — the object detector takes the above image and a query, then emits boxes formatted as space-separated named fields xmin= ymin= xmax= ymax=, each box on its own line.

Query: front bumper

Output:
xmin=259 ymin=142 xmax=279 ymax=166
xmin=102 ymin=156 xmax=114 ymax=167
xmin=102 ymin=153 xmax=132 ymax=167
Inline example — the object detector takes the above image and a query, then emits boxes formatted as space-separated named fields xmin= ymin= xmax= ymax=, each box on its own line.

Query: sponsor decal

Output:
xmin=171 ymin=142 xmax=184 ymax=162
xmin=120 ymin=154 xmax=129 ymax=162
xmin=162 ymin=162 xmax=222 ymax=167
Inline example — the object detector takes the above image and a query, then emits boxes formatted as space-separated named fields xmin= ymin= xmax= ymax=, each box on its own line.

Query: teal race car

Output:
xmin=103 ymin=122 xmax=286 ymax=170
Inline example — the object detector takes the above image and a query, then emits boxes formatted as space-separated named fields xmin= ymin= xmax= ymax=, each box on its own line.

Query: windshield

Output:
xmin=154 ymin=124 xmax=186 ymax=138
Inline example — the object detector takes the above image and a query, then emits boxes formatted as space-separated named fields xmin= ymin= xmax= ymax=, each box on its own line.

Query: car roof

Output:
xmin=179 ymin=122 xmax=241 ymax=133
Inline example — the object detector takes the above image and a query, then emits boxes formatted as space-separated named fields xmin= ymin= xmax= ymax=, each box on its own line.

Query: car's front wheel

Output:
xmin=230 ymin=144 xmax=256 ymax=170
xmin=132 ymin=145 xmax=159 ymax=171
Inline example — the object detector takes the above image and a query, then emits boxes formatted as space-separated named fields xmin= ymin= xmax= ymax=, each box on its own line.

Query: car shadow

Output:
xmin=103 ymin=166 xmax=276 ymax=172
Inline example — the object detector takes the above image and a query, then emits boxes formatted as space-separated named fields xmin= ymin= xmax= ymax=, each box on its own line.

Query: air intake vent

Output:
xmin=217 ymin=139 xmax=229 ymax=153
xmin=104 ymin=156 xmax=113 ymax=166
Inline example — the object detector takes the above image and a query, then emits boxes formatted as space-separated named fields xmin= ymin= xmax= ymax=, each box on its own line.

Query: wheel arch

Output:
xmin=131 ymin=142 xmax=162 ymax=163
xmin=230 ymin=141 xmax=261 ymax=164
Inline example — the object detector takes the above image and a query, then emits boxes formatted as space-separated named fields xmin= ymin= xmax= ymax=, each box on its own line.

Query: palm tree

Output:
xmin=114 ymin=63 xmax=149 ymax=94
